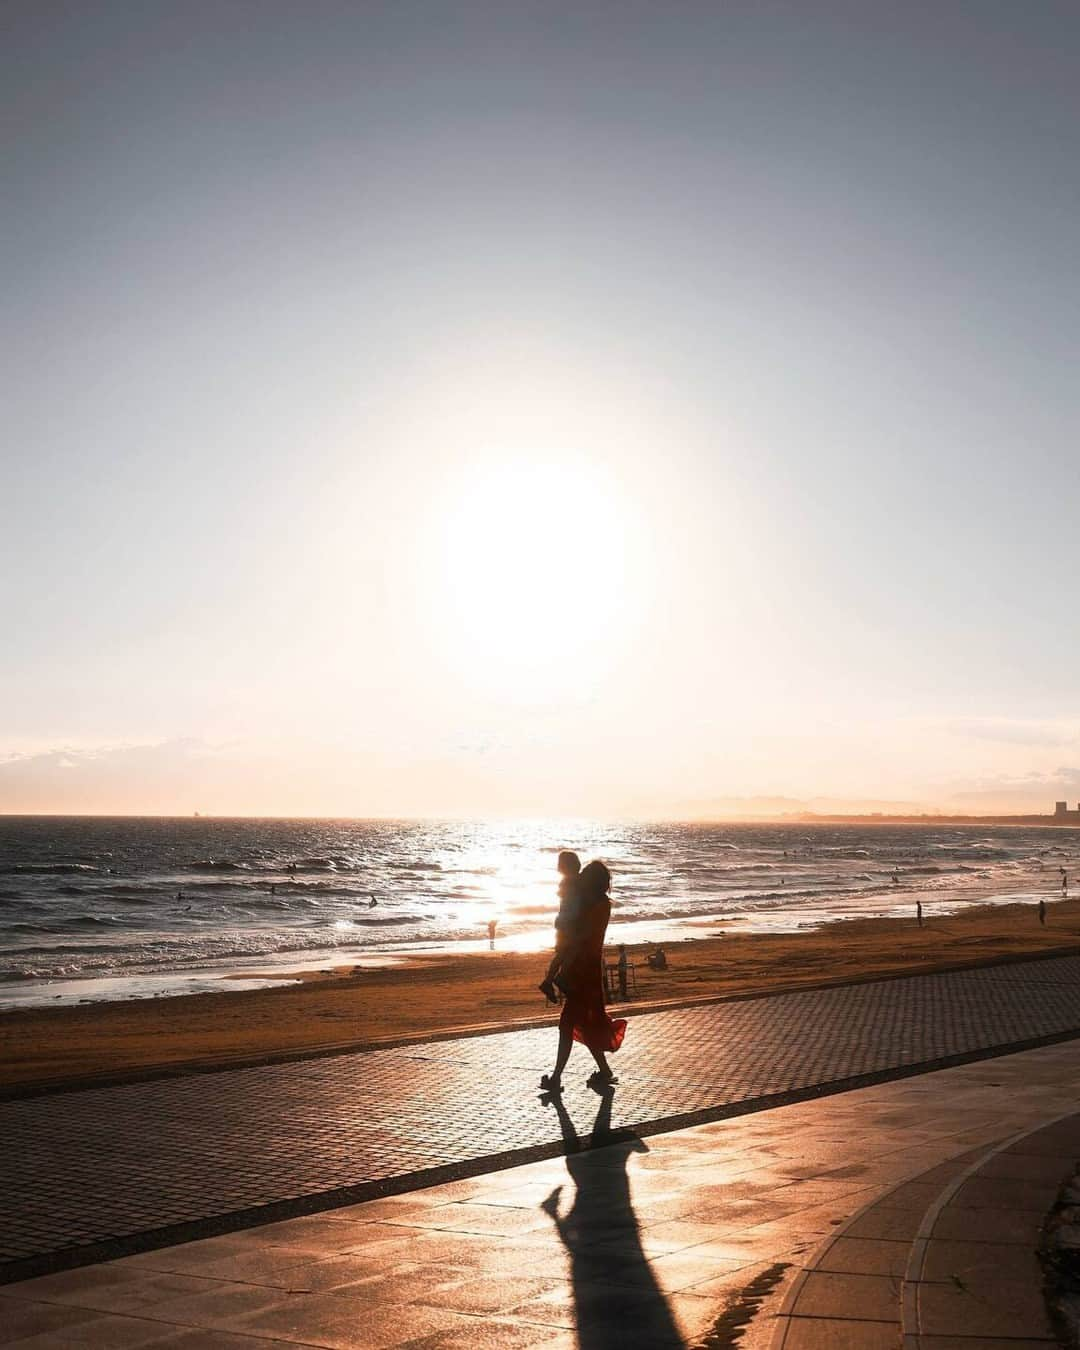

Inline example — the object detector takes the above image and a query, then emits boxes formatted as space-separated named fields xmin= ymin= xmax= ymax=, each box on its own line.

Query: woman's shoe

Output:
xmin=539 ymin=1073 xmax=562 ymax=1092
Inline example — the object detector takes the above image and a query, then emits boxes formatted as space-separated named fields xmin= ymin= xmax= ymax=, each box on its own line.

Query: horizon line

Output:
xmin=2 ymin=809 xmax=1079 ymax=826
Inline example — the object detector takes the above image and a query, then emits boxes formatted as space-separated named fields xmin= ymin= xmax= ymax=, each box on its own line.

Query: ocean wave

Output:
xmin=0 ymin=923 xmax=425 ymax=980
xmin=349 ymin=914 xmax=429 ymax=926
xmin=244 ymin=894 xmax=323 ymax=910
xmin=0 ymin=863 xmax=98 ymax=875
xmin=180 ymin=859 xmax=250 ymax=872
xmin=4 ymin=912 xmax=136 ymax=935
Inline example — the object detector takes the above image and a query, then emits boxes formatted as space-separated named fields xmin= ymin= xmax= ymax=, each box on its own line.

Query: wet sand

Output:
xmin=3 ymin=894 xmax=1079 ymax=1091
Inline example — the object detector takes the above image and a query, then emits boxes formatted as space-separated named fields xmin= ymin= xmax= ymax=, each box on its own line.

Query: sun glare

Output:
xmin=434 ymin=458 xmax=632 ymax=703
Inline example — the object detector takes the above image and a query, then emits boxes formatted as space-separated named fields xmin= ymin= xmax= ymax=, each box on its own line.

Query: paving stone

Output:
xmin=928 ymin=1205 xmax=1046 ymax=1246
xmin=812 ymin=1235 xmax=910 ymax=1277
xmin=921 ymin=1237 xmax=1043 ymax=1285
xmin=916 ymin=1277 xmax=1057 ymax=1339
xmin=973 ymin=1152 xmax=1075 ymax=1184
xmin=913 ymin=1338 xmax=1054 ymax=1349
xmin=779 ymin=1317 xmax=900 ymax=1348
xmin=2 ymin=1311 xmax=191 ymax=1347
xmin=790 ymin=1268 xmax=901 ymax=1322
xmin=639 ymin=1248 xmax=751 ymax=1293
xmin=402 ymin=1321 xmax=568 ymax=1350
xmin=620 ymin=1219 xmax=738 ymax=1255
xmin=9 ymin=953 xmax=1080 ymax=1271
xmin=0 ymin=1269 xmax=224 ymax=1319
xmin=953 ymin=1174 xmax=1065 ymax=1213
xmin=415 ymin=1272 xmax=565 ymax=1315
xmin=506 ymin=1278 xmax=685 ymax=1343
xmin=144 ymin=1334 xmax=305 ymax=1350
xmin=229 ymin=1292 xmax=478 ymax=1349
xmin=0 ymin=1301 xmax=103 ymax=1344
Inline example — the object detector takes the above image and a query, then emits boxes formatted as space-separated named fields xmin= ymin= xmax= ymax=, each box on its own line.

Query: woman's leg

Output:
xmin=587 ymin=1047 xmax=612 ymax=1079
xmin=543 ymin=1003 xmax=575 ymax=1087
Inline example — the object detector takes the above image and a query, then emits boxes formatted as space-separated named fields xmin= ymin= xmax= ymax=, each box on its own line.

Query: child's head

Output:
xmin=557 ymin=850 xmax=581 ymax=878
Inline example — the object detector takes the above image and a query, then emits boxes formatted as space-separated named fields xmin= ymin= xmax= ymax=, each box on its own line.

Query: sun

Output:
xmin=432 ymin=456 xmax=632 ymax=703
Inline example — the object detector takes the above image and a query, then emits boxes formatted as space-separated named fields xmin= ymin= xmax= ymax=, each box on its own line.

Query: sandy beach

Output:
xmin=4 ymin=892 xmax=1080 ymax=1092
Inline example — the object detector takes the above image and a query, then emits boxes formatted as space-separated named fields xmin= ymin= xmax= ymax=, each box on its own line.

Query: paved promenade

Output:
xmin=7 ymin=953 xmax=1080 ymax=1278
xmin=5 ymin=1039 xmax=1080 ymax=1348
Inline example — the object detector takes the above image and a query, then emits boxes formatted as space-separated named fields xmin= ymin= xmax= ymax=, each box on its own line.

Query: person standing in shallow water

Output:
xmin=540 ymin=860 xmax=627 ymax=1094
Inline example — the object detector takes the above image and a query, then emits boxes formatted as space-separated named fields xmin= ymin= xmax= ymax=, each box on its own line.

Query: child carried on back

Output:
xmin=538 ymin=850 xmax=581 ymax=1005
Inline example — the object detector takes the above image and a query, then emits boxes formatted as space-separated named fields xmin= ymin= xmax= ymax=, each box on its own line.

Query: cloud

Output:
xmin=946 ymin=766 xmax=1080 ymax=810
xmin=614 ymin=794 xmax=929 ymax=820
xmin=0 ymin=740 xmax=228 ymax=814
xmin=942 ymin=717 xmax=1080 ymax=748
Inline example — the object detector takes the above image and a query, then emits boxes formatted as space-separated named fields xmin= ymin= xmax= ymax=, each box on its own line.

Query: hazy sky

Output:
xmin=3 ymin=1 xmax=1079 ymax=816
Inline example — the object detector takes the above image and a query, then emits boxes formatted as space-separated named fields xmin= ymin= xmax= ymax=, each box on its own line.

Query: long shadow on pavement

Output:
xmin=541 ymin=1087 xmax=684 ymax=1350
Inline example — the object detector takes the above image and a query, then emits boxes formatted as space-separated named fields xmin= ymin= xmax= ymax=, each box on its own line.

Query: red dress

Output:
xmin=561 ymin=895 xmax=627 ymax=1053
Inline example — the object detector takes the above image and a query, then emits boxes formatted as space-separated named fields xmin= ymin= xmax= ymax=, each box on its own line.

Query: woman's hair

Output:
xmin=579 ymin=859 xmax=611 ymax=898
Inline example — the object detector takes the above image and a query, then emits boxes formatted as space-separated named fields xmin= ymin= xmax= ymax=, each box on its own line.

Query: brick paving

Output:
xmin=7 ymin=953 xmax=1080 ymax=1276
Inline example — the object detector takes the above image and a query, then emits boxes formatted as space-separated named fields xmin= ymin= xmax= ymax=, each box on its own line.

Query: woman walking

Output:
xmin=540 ymin=860 xmax=627 ymax=1093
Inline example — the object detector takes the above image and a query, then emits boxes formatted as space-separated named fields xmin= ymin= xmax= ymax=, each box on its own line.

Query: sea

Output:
xmin=1 ymin=816 xmax=1078 ymax=1008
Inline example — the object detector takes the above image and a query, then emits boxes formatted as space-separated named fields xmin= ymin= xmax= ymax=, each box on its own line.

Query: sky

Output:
xmin=3 ymin=1 xmax=1079 ymax=817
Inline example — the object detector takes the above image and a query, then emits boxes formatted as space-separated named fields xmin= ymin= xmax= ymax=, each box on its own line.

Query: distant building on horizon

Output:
xmin=1053 ymin=801 xmax=1080 ymax=822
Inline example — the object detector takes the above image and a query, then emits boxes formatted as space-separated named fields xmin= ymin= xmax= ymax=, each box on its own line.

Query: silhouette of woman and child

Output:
xmin=534 ymin=853 xmax=683 ymax=1347
xmin=534 ymin=851 xmax=628 ymax=1095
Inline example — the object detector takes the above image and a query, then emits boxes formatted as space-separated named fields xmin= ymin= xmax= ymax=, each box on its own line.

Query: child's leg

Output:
xmin=539 ymin=941 xmax=564 ymax=1003
xmin=552 ymin=940 xmax=578 ymax=992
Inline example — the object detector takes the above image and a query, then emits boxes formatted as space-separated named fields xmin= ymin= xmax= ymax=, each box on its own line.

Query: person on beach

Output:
xmin=487 ymin=917 xmax=497 ymax=948
xmin=1039 ymin=897 xmax=1047 ymax=926
xmin=540 ymin=860 xmax=627 ymax=1094
xmin=916 ymin=900 xmax=923 ymax=927
xmin=538 ymin=851 xmax=582 ymax=1005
